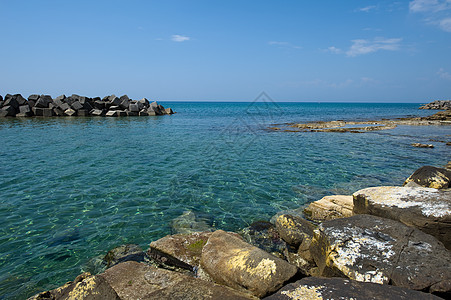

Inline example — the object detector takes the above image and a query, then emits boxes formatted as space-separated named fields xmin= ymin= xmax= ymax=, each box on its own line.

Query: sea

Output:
xmin=0 ymin=101 xmax=450 ymax=299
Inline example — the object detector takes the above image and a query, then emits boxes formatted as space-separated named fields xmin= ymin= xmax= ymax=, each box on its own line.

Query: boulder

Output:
xmin=139 ymin=110 xmax=149 ymax=116
xmin=171 ymin=210 xmax=213 ymax=234
xmin=304 ymin=195 xmax=354 ymax=221
xmin=59 ymin=103 xmax=71 ymax=111
xmin=404 ymin=166 xmax=451 ymax=189
xmin=165 ymin=107 xmax=174 ymax=114
xmin=129 ymin=103 xmax=139 ymax=112
xmin=54 ymin=95 xmax=66 ymax=102
xmin=103 ymin=244 xmax=144 ymax=268
xmin=100 ymin=261 xmax=255 ymax=300
xmin=117 ymin=111 xmax=127 ymax=117
xmin=200 ymin=230 xmax=298 ymax=298
xmin=263 ymin=277 xmax=442 ymax=300
xmin=32 ymin=107 xmax=44 ymax=116
xmin=353 ymin=186 xmax=451 ymax=249
xmin=149 ymin=232 xmax=212 ymax=269
xmin=19 ymin=105 xmax=31 ymax=115
xmin=274 ymin=214 xmax=314 ymax=248
xmin=310 ymin=214 xmax=451 ymax=295
xmin=28 ymin=94 xmax=40 ymax=102
xmin=15 ymin=94 xmax=27 ymax=106
xmin=42 ymin=108 xmax=53 ymax=117
xmin=78 ymin=109 xmax=89 ymax=117
xmin=94 ymin=100 xmax=106 ymax=110
xmin=239 ymin=221 xmax=287 ymax=258
xmin=28 ymin=272 xmax=120 ymax=300
xmin=0 ymin=105 xmax=16 ymax=117
xmin=3 ymin=97 xmax=19 ymax=110
xmin=35 ymin=95 xmax=52 ymax=108
xmin=53 ymin=107 xmax=65 ymax=116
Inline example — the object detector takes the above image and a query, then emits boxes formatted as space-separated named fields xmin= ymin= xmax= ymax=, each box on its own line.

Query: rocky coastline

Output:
xmin=0 ymin=93 xmax=174 ymax=118
xmin=420 ymin=100 xmax=451 ymax=110
xmin=29 ymin=162 xmax=451 ymax=300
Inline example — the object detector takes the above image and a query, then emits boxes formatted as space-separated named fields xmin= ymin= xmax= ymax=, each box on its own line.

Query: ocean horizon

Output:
xmin=1 ymin=101 xmax=450 ymax=299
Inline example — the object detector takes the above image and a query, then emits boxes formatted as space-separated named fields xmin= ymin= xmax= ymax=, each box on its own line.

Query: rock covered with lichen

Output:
xmin=263 ymin=277 xmax=442 ymax=300
xmin=353 ymin=186 xmax=451 ymax=249
xmin=200 ymin=230 xmax=298 ymax=298
xmin=303 ymin=195 xmax=354 ymax=221
xmin=404 ymin=166 xmax=451 ymax=189
xmin=310 ymin=214 xmax=451 ymax=295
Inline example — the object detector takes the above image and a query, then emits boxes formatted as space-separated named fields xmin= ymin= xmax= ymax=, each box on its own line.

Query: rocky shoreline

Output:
xmin=29 ymin=163 xmax=451 ymax=299
xmin=0 ymin=93 xmax=174 ymax=118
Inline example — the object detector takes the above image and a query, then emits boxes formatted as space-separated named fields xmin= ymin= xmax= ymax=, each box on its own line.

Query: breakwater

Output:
xmin=0 ymin=94 xmax=174 ymax=117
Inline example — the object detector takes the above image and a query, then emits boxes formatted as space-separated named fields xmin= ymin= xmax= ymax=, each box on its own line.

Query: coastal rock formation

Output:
xmin=404 ymin=166 xmax=451 ymax=189
xmin=239 ymin=221 xmax=287 ymax=259
xmin=200 ymin=230 xmax=298 ymax=298
xmin=103 ymin=244 xmax=145 ymax=268
xmin=149 ymin=231 xmax=213 ymax=269
xmin=411 ymin=143 xmax=434 ymax=148
xmin=310 ymin=214 xmax=451 ymax=295
xmin=28 ymin=272 xmax=120 ymax=300
xmin=304 ymin=195 xmax=354 ymax=221
xmin=263 ymin=277 xmax=442 ymax=300
xmin=100 ymin=261 xmax=255 ymax=300
xmin=0 ymin=93 xmax=174 ymax=118
xmin=353 ymin=186 xmax=451 ymax=249
xmin=420 ymin=100 xmax=451 ymax=110
xmin=170 ymin=210 xmax=213 ymax=234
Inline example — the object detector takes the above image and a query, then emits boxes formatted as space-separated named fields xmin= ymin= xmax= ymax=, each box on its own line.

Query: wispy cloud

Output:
xmin=346 ymin=38 xmax=402 ymax=56
xmin=358 ymin=5 xmax=377 ymax=12
xmin=410 ymin=0 xmax=451 ymax=32
xmin=438 ymin=68 xmax=451 ymax=80
xmin=268 ymin=41 xmax=302 ymax=49
xmin=171 ymin=34 xmax=190 ymax=42
xmin=325 ymin=46 xmax=342 ymax=54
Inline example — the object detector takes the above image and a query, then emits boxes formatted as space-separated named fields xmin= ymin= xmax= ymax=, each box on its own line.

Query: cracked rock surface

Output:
xmin=310 ymin=215 xmax=451 ymax=296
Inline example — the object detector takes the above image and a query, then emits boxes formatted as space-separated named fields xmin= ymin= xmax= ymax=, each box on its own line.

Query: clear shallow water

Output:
xmin=0 ymin=102 xmax=450 ymax=299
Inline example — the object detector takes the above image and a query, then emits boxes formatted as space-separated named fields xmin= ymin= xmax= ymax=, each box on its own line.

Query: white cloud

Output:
xmin=346 ymin=38 xmax=402 ymax=56
xmin=409 ymin=0 xmax=451 ymax=12
xmin=358 ymin=5 xmax=377 ymax=12
xmin=171 ymin=35 xmax=190 ymax=42
xmin=438 ymin=68 xmax=451 ymax=80
xmin=325 ymin=46 xmax=342 ymax=54
xmin=268 ymin=41 xmax=302 ymax=49
xmin=410 ymin=0 xmax=451 ymax=32
xmin=440 ymin=17 xmax=451 ymax=31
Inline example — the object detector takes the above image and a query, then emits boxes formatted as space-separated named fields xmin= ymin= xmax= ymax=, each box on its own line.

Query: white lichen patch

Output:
xmin=325 ymin=226 xmax=395 ymax=284
xmin=354 ymin=186 xmax=451 ymax=218
xmin=281 ymin=285 xmax=324 ymax=300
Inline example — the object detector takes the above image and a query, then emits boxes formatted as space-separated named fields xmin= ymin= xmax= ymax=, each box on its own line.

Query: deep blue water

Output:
xmin=0 ymin=102 xmax=450 ymax=299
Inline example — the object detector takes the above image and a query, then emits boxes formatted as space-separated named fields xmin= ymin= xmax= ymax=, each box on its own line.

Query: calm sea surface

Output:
xmin=0 ymin=102 xmax=450 ymax=299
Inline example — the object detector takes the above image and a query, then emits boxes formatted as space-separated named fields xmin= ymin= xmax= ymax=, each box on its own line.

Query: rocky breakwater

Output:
xmin=29 ymin=164 xmax=451 ymax=299
xmin=420 ymin=100 xmax=451 ymax=110
xmin=0 ymin=93 xmax=174 ymax=118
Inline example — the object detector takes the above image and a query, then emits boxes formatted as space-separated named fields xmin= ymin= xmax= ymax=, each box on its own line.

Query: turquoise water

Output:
xmin=0 ymin=101 xmax=450 ymax=299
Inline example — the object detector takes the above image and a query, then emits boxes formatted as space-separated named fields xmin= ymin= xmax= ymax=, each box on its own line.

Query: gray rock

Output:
xmin=171 ymin=210 xmax=213 ymax=235
xmin=105 ymin=110 xmax=118 ymax=117
xmin=139 ymin=110 xmax=149 ymax=116
xmin=353 ymin=186 xmax=451 ymax=249
xmin=54 ymin=95 xmax=66 ymax=102
xmin=32 ymin=107 xmax=44 ymax=116
xmin=129 ymin=103 xmax=139 ymax=112
xmin=108 ymin=96 xmax=121 ymax=106
xmin=90 ymin=109 xmax=105 ymax=116
xmin=29 ymin=273 xmax=120 ymax=300
xmin=404 ymin=166 xmax=451 ymax=189
xmin=71 ymin=101 xmax=84 ymax=111
xmin=239 ymin=221 xmax=287 ymax=258
xmin=0 ymin=105 xmax=16 ymax=117
xmin=127 ymin=111 xmax=138 ymax=116
xmin=53 ymin=107 xmax=65 ymax=116
xmin=117 ymin=110 xmax=127 ymax=117
xmin=43 ymin=108 xmax=53 ymax=117
xmin=200 ymin=230 xmax=298 ymax=298
xmin=100 ymin=261 xmax=255 ymax=299
xmin=35 ymin=95 xmax=52 ymax=108
xmin=15 ymin=94 xmax=27 ymax=106
xmin=28 ymin=94 xmax=40 ymax=101
xmin=263 ymin=277 xmax=442 ymax=300
xmin=94 ymin=100 xmax=106 ymax=110
xmin=104 ymin=244 xmax=144 ymax=268
xmin=274 ymin=214 xmax=315 ymax=248
xmin=77 ymin=109 xmax=89 ymax=117
xmin=59 ymin=102 xmax=70 ymax=111
xmin=310 ymin=214 xmax=451 ymax=295
xmin=165 ymin=107 xmax=174 ymax=114
xmin=3 ymin=97 xmax=19 ymax=110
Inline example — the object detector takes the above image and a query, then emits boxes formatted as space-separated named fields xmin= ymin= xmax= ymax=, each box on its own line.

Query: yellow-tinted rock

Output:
xmin=304 ymin=195 xmax=354 ymax=221
xmin=201 ymin=230 xmax=298 ymax=298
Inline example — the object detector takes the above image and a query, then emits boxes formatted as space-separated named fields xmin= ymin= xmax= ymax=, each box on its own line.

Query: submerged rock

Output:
xmin=28 ymin=272 xmax=120 ymax=300
xmin=239 ymin=221 xmax=287 ymax=258
xmin=304 ymin=195 xmax=354 ymax=221
xmin=103 ymin=244 xmax=145 ymax=268
xmin=263 ymin=277 xmax=442 ymax=300
xmin=353 ymin=186 xmax=451 ymax=249
xmin=100 ymin=261 xmax=255 ymax=300
xmin=411 ymin=143 xmax=434 ymax=148
xmin=404 ymin=166 xmax=451 ymax=189
xmin=310 ymin=214 xmax=451 ymax=295
xmin=170 ymin=210 xmax=213 ymax=235
xmin=200 ymin=230 xmax=298 ymax=298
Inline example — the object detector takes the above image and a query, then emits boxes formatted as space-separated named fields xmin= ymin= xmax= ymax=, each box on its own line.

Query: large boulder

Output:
xmin=404 ymin=166 xmax=451 ymax=189
xmin=274 ymin=214 xmax=314 ymax=248
xmin=200 ymin=230 xmax=298 ymax=298
xmin=310 ymin=214 xmax=451 ymax=295
xmin=263 ymin=277 xmax=442 ymax=300
xmin=239 ymin=221 xmax=287 ymax=258
xmin=304 ymin=195 xmax=354 ymax=221
xmin=353 ymin=186 xmax=451 ymax=249
xmin=149 ymin=231 xmax=212 ymax=268
xmin=100 ymin=261 xmax=255 ymax=299
xmin=28 ymin=272 xmax=120 ymax=300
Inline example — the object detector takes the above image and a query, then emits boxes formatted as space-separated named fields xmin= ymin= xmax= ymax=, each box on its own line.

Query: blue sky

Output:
xmin=1 ymin=0 xmax=450 ymax=102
